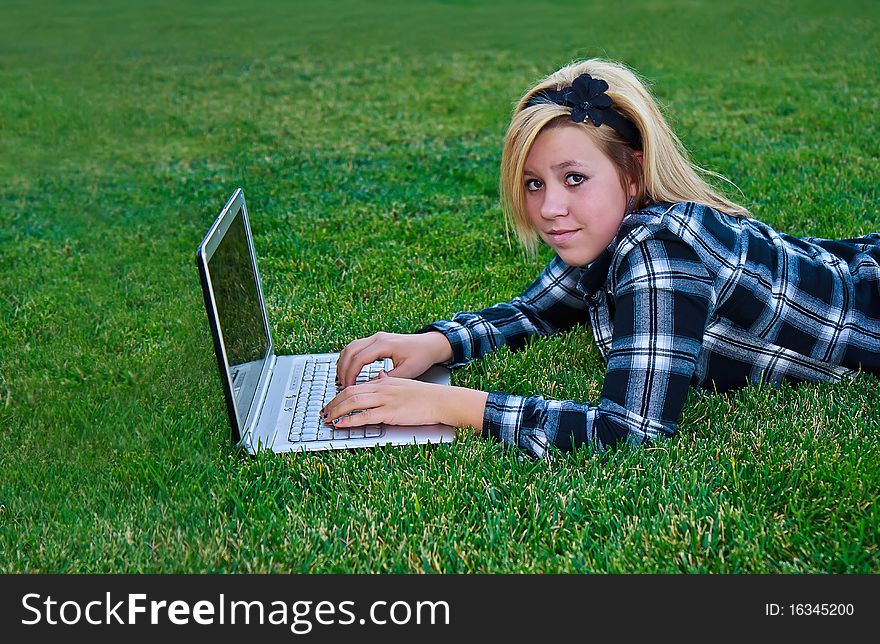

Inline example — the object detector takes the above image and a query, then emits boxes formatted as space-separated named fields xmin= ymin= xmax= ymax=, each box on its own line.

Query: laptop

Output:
xmin=196 ymin=188 xmax=457 ymax=453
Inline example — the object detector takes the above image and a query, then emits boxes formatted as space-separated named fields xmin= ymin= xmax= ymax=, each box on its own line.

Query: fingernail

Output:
xmin=332 ymin=418 xmax=339 ymax=425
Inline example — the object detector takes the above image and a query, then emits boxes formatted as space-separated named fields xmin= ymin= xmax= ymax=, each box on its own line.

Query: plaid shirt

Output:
xmin=426 ymin=201 xmax=880 ymax=459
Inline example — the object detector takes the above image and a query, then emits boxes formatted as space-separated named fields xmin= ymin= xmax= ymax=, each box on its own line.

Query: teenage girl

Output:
xmin=320 ymin=59 xmax=880 ymax=459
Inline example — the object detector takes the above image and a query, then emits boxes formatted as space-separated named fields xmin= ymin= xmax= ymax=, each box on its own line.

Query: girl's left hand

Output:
xmin=320 ymin=370 xmax=449 ymax=428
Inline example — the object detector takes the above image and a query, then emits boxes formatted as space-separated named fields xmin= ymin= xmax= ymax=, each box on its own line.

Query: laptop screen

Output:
xmin=207 ymin=204 xmax=271 ymax=429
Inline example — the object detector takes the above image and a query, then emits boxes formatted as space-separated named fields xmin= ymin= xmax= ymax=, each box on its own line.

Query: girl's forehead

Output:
xmin=526 ymin=125 xmax=607 ymax=166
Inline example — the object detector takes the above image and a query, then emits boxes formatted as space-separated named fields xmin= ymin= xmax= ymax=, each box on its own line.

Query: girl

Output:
xmin=320 ymin=58 xmax=880 ymax=459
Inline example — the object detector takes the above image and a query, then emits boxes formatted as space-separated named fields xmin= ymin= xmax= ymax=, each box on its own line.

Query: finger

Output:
xmin=336 ymin=336 xmax=383 ymax=387
xmin=343 ymin=345 xmax=389 ymax=388
xmin=330 ymin=407 xmax=381 ymax=428
xmin=321 ymin=385 xmax=380 ymax=423
xmin=334 ymin=336 xmax=372 ymax=386
xmin=384 ymin=364 xmax=412 ymax=379
xmin=339 ymin=333 xmax=393 ymax=387
xmin=384 ymin=358 xmax=430 ymax=380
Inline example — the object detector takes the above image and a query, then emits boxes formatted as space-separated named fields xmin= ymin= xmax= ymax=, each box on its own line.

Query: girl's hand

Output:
xmin=321 ymin=371 xmax=488 ymax=429
xmin=335 ymin=331 xmax=453 ymax=388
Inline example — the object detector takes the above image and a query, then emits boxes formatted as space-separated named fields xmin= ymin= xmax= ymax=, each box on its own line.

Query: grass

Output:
xmin=0 ymin=0 xmax=878 ymax=573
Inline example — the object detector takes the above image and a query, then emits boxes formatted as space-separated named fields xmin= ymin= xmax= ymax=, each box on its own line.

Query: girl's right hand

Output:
xmin=335 ymin=331 xmax=454 ymax=388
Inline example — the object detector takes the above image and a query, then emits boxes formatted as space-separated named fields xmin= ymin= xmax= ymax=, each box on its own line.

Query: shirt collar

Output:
xmin=572 ymin=204 xmax=669 ymax=297
xmin=576 ymin=245 xmax=615 ymax=297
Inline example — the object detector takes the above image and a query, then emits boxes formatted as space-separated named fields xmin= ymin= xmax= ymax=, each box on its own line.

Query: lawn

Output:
xmin=0 ymin=0 xmax=878 ymax=573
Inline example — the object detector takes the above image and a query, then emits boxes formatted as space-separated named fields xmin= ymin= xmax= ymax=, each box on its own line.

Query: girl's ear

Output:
xmin=627 ymin=151 xmax=644 ymax=197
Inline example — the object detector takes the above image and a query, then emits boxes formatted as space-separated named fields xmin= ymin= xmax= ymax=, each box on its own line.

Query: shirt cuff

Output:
xmin=482 ymin=392 xmax=550 ymax=459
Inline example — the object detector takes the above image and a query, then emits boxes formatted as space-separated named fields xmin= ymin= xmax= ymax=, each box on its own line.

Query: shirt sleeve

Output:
xmin=482 ymin=230 xmax=715 ymax=459
xmin=418 ymin=256 xmax=591 ymax=367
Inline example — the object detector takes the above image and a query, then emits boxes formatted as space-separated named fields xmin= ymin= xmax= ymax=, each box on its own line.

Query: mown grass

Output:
xmin=0 ymin=0 xmax=878 ymax=573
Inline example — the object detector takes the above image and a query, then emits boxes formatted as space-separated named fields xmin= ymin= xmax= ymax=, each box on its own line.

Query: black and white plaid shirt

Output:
xmin=425 ymin=201 xmax=880 ymax=459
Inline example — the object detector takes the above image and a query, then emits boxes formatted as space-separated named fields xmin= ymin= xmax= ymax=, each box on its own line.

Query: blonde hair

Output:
xmin=500 ymin=58 xmax=749 ymax=252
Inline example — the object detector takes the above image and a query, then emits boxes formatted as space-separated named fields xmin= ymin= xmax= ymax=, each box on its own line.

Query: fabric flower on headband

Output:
xmin=525 ymin=73 xmax=642 ymax=149
xmin=564 ymin=74 xmax=614 ymax=125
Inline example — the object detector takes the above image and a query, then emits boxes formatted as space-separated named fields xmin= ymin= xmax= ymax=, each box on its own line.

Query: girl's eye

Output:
xmin=565 ymin=173 xmax=586 ymax=187
xmin=525 ymin=178 xmax=543 ymax=192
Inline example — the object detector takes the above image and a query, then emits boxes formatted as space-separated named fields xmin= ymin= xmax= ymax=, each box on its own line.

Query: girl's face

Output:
xmin=523 ymin=124 xmax=636 ymax=267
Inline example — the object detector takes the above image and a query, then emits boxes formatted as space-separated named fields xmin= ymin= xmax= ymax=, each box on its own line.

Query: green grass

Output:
xmin=1 ymin=0 xmax=878 ymax=573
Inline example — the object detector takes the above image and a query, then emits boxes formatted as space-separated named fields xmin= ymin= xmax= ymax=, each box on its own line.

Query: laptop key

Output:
xmin=365 ymin=425 xmax=382 ymax=438
xmin=285 ymin=358 xmax=390 ymax=444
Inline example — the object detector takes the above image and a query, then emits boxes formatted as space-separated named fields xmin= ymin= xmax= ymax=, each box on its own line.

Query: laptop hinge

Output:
xmin=244 ymin=354 xmax=276 ymax=450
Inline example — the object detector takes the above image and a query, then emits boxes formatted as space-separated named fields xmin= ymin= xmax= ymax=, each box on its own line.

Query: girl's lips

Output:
xmin=547 ymin=229 xmax=580 ymax=244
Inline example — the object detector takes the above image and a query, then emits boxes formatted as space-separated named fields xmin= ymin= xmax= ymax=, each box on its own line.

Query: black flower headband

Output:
xmin=524 ymin=73 xmax=642 ymax=149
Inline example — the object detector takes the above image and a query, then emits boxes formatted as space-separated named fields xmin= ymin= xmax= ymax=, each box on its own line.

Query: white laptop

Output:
xmin=196 ymin=188 xmax=456 ymax=453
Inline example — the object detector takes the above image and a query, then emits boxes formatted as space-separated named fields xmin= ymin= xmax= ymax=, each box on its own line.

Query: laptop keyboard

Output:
xmin=287 ymin=357 xmax=385 ymax=443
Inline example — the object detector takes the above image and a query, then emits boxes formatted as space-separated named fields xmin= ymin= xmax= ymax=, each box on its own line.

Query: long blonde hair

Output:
xmin=500 ymin=58 xmax=749 ymax=252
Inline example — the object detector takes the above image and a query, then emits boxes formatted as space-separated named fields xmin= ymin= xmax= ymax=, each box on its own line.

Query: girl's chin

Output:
xmin=537 ymin=233 xmax=602 ymax=266
xmin=553 ymin=247 xmax=600 ymax=267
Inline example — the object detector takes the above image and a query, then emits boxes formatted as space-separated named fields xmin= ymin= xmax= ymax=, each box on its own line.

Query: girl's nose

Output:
xmin=540 ymin=186 xmax=568 ymax=219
